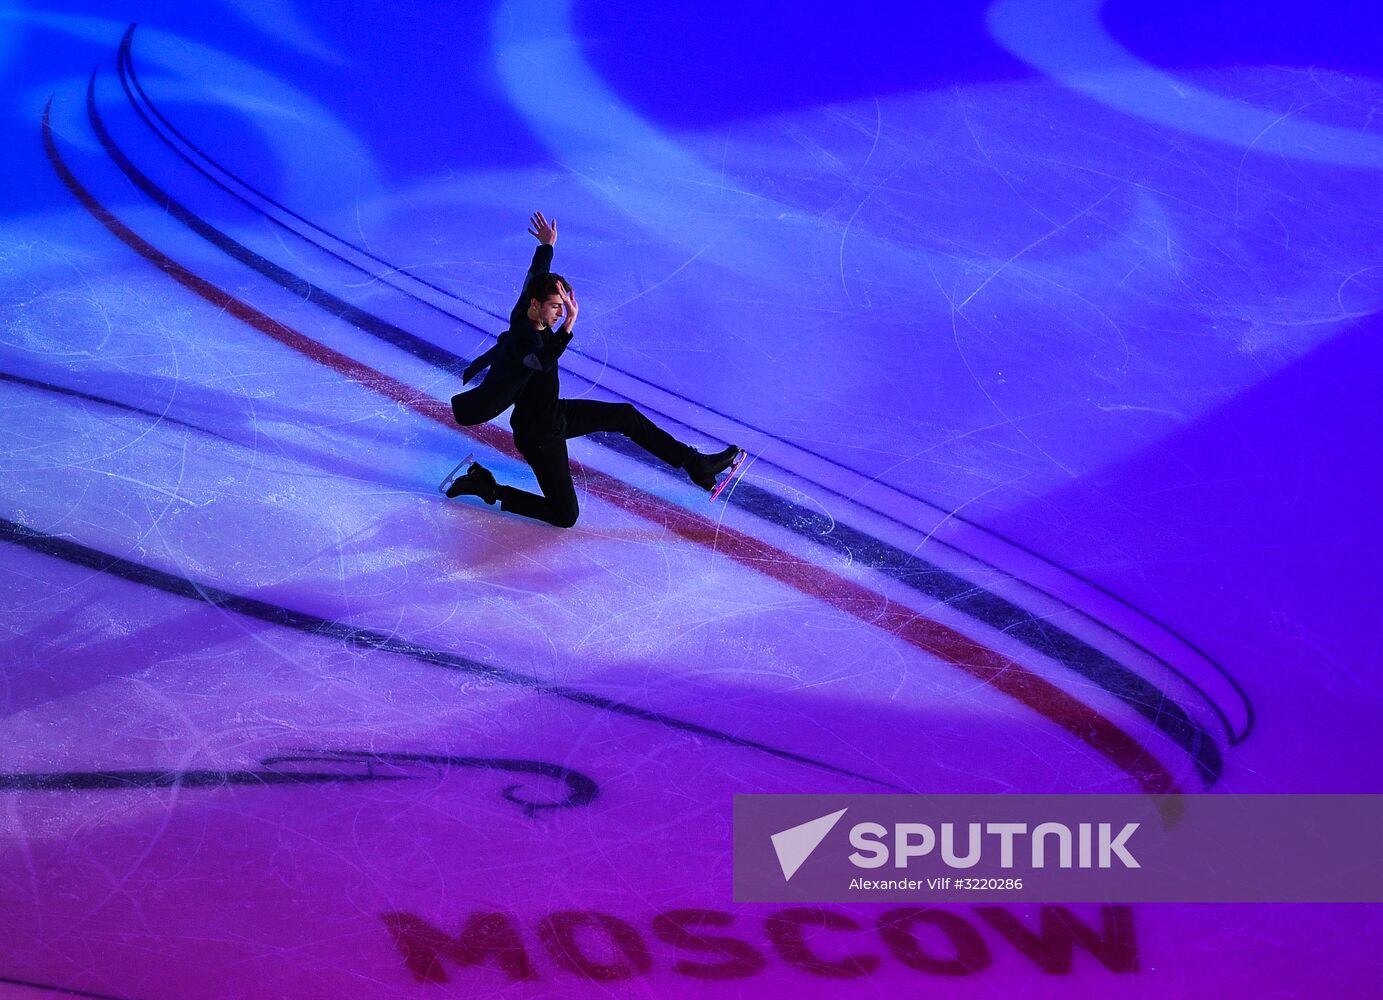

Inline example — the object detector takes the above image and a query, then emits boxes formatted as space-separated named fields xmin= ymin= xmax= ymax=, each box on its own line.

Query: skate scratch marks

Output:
xmin=838 ymin=157 xmax=911 ymax=309
xmin=954 ymin=187 xmax=1117 ymax=315
xmin=955 ymin=90 xmax=1060 ymax=230
xmin=0 ymin=516 xmax=891 ymax=788
xmin=45 ymin=95 xmax=1189 ymax=797
xmin=600 ymin=238 xmax=720 ymax=318
xmin=987 ymin=0 xmax=1383 ymax=169
xmin=116 ymin=23 xmax=1250 ymax=755
xmin=89 ymin=469 xmax=203 ymax=507
xmin=931 ymin=259 xmax=1080 ymax=480
xmin=0 ymin=369 xmax=234 ymax=443
xmin=109 ymin=61 xmax=1238 ymax=775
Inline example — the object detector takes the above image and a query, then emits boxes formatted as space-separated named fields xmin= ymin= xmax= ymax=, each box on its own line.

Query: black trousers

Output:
xmin=499 ymin=400 xmax=690 ymax=528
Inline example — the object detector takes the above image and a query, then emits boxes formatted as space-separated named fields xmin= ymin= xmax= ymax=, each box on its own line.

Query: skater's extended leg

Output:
xmin=561 ymin=399 xmax=738 ymax=490
xmin=562 ymin=400 xmax=688 ymax=466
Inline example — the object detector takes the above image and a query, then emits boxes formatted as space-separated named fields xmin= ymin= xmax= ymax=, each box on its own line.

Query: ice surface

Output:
xmin=1 ymin=1 xmax=1381 ymax=996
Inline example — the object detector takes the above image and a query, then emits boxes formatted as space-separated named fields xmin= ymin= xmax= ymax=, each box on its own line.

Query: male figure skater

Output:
xmin=446 ymin=211 xmax=740 ymax=528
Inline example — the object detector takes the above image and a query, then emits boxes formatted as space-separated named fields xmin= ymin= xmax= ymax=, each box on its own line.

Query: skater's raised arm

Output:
xmin=527 ymin=211 xmax=557 ymax=247
xmin=450 ymin=213 xmax=567 ymax=426
xmin=511 ymin=246 xmax=554 ymax=324
xmin=510 ymin=212 xmax=558 ymax=323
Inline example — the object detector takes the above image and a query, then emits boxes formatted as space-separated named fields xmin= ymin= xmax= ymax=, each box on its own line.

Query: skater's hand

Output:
xmin=528 ymin=211 xmax=557 ymax=246
xmin=557 ymin=282 xmax=578 ymax=331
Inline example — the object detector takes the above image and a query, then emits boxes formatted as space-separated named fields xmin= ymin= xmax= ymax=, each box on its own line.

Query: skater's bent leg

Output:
xmin=496 ymin=437 xmax=580 ymax=528
xmin=495 ymin=485 xmax=578 ymax=527
xmin=562 ymin=400 xmax=690 ymax=468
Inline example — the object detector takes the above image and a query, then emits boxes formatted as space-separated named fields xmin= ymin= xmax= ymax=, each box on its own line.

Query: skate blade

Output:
xmin=437 ymin=452 xmax=474 ymax=495
xmin=708 ymin=449 xmax=747 ymax=503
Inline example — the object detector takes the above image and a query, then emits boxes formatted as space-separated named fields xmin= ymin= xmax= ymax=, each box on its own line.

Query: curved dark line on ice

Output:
xmin=0 ymin=370 xmax=233 ymax=443
xmin=0 ymin=975 xmax=139 ymax=1000
xmin=1 ymin=752 xmax=598 ymax=816
xmin=269 ymin=750 xmax=600 ymax=815
xmin=0 ymin=769 xmax=411 ymax=791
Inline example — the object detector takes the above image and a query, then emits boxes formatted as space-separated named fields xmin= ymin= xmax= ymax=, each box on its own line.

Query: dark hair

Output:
xmin=527 ymin=272 xmax=570 ymax=304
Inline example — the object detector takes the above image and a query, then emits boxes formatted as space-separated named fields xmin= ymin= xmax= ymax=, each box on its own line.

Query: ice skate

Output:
xmin=684 ymin=445 xmax=741 ymax=492
xmin=445 ymin=462 xmax=499 ymax=504
xmin=708 ymin=449 xmax=747 ymax=502
xmin=437 ymin=453 xmax=474 ymax=495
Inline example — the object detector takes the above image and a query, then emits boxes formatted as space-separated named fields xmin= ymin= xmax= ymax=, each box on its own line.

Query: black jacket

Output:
xmin=449 ymin=244 xmax=572 ymax=430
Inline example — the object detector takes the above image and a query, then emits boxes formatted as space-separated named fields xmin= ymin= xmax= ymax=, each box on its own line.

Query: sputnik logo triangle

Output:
xmin=771 ymin=808 xmax=848 ymax=881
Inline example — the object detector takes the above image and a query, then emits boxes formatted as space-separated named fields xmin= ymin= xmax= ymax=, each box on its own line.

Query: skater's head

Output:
xmin=526 ymin=273 xmax=570 ymax=330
